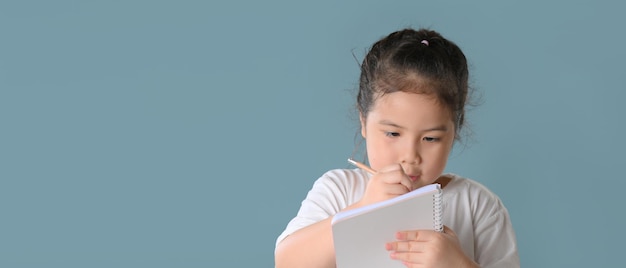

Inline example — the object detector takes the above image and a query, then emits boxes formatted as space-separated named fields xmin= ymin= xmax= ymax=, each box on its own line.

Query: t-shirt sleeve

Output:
xmin=275 ymin=170 xmax=356 ymax=247
xmin=473 ymin=194 xmax=520 ymax=268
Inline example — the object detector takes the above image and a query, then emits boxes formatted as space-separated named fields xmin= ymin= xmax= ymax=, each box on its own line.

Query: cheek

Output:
xmin=423 ymin=143 xmax=453 ymax=171
xmin=365 ymin=135 xmax=393 ymax=168
xmin=432 ymin=153 xmax=449 ymax=171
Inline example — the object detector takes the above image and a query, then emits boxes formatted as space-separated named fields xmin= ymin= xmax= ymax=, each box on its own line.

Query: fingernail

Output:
xmin=396 ymin=232 xmax=405 ymax=240
xmin=385 ymin=243 xmax=392 ymax=250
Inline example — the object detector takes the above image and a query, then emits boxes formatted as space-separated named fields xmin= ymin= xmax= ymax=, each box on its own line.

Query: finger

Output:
xmin=386 ymin=240 xmax=426 ymax=253
xmin=384 ymin=172 xmax=412 ymax=192
xmin=378 ymin=163 xmax=403 ymax=173
xmin=396 ymin=230 xmax=440 ymax=242
xmin=398 ymin=175 xmax=414 ymax=192
xmin=384 ymin=184 xmax=411 ymax=195
xmin=389 ymin=251 xmax=425 ymax=266
xmin=379 ymin=165 xmax=412 ymax=191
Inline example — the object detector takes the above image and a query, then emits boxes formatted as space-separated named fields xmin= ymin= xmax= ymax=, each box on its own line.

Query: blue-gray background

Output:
xmin=2 ymin=1 xmax=624 ymax=267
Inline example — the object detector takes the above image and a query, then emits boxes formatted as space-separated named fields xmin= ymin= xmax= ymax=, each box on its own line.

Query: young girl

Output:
xmin=274 ymin=28 xmax=519 ymax=268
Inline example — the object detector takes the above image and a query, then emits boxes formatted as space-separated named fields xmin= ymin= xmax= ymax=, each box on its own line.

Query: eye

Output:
xmin=423 ymin=137 xmax=440 ymax=142
xmin=385 ymin=132 xmax=400 ymax=137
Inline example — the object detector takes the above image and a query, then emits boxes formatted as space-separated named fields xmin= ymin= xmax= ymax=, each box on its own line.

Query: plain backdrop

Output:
xmin=2 ymin=1 xmax=625 ymax=267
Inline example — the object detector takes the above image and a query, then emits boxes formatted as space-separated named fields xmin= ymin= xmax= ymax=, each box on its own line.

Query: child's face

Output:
xmin=360 ymin=91 xmax=456 ymax=189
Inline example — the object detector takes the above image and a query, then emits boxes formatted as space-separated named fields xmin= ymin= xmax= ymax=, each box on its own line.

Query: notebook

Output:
xmin=331 ymin=183 xmax=443 ymax=268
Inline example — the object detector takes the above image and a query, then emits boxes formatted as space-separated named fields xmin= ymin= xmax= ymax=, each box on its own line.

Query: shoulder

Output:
xmin=442 ymin=173 xmax=508 ymax=215
xmin=317 ymin=168 xmax=369 ymax=181
xmin=310 ymin=168 xmax=370 ymax=194
xmin=444 ymin=174 xmax=499 ymax=198
xmin=303 ymin=168 xmax=371 ymax=209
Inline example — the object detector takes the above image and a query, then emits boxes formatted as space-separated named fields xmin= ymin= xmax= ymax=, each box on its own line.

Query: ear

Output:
xmin=359 ymin=112 xmax=367 ymax=138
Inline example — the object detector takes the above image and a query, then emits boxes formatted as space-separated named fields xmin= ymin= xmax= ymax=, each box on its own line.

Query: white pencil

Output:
xmin=347 ymin=158 xmax=376 ymax=175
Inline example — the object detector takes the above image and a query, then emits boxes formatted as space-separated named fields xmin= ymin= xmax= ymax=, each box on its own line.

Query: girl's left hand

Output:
xmin=385 ymin=226 xmax=478 ymax=268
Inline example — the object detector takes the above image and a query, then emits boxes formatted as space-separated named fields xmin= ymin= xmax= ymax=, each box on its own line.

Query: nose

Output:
xmin=400 ymin=140 xmax=421 ymax=165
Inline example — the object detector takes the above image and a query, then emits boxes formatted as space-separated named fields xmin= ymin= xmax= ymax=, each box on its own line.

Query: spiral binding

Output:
xmin=433 ymin=188 xmax=443 ymax=232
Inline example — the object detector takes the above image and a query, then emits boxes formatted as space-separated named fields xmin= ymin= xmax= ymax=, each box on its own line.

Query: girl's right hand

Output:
xmin=357 ymin=164 xmax=414 ymax=207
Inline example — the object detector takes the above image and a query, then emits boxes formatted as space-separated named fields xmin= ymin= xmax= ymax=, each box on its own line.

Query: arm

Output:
xmin=276 ymin=199 xmax=367 ymax=268
xmin=275 ymin=216 xmax=336 ymax=268
xmin=275 ymin=166 xmax=414 ymax=267
xmin=274 ymin=171 xmax=359 ymax=268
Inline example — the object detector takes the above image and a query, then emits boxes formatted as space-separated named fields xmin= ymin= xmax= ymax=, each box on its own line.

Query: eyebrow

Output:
xmin=378 ymin=120 xmax=448 ymax=132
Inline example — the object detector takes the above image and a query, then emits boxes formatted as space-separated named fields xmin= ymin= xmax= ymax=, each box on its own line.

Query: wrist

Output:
xmin=344 ymin=201 xmax=364 ymax=211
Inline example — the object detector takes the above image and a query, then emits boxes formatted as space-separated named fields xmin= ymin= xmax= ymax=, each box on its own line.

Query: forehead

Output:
xmin=368 ymin=91 xmax=453 ymax=125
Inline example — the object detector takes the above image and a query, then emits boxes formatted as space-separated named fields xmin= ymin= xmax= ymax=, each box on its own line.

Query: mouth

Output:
xmin=408 ymin=175 xmax=419 ymax=182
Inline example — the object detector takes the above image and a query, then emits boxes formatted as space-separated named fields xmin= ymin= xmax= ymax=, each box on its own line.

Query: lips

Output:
xmin=409 ymin=175 xmax=419 ymax=182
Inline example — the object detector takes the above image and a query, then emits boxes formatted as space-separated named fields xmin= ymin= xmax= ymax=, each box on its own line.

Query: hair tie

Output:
xmin=420 ymin=40 xmax=429 ymax=46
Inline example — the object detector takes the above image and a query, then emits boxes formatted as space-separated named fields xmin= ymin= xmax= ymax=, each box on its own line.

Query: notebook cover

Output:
xmin=332 ymin=184 xmax=442 ymax=268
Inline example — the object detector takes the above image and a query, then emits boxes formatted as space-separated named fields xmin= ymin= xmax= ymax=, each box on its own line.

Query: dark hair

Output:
xmin=357 ymin=28 xmax=470 ymax=139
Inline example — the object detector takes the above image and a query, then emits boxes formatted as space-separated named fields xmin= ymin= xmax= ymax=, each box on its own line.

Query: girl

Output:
xmin=274 ymin=28 xmax=519 ymax=268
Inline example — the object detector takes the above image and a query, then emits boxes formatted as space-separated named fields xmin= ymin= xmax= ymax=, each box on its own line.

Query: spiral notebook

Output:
xmin=331 ymin=183 xmax=443 ymax=268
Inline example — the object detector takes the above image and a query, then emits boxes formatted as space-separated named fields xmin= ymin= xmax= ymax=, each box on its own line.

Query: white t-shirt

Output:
xmin=276 ymin=168 xmax=520 ymax=268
